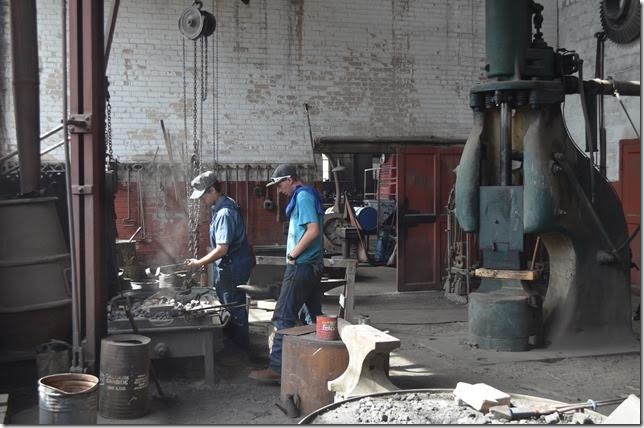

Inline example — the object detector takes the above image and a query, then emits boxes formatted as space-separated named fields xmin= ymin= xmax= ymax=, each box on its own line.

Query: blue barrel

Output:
xmin=354 ymin=206 xmax=378 ymax=233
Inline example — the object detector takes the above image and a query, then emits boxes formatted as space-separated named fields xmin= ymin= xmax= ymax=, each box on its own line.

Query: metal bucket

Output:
xmin=38 ymin=373 xmax=99 ymax=424
xmin=99 ymin=334 xmax=151 ymax=419
xmin=298 ymin=388 xmax=607 ymax=424
xmin=316 ymin=315 xmax=339 ymax=340
xmin=158 ymin=273 xmax=175 ymax=288
xmin=35 ymin=340 xmax=71 ymax=378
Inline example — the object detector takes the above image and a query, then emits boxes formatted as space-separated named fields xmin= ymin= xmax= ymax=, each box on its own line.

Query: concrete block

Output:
xmin=543 ymin=412 xmax=560 ymax=424
xmin=603 ymin=394 xmax=640 ymax=424
xmin=453 ymin=382 xmax=511 ymax=413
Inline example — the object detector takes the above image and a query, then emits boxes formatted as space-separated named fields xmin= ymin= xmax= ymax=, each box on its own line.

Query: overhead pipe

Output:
xmin=9 ymin=0 xmax=40 ymax=194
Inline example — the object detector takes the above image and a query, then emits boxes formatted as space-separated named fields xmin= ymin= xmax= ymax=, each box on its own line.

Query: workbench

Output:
xmin=108 ymin=314 xmax=222 ymax=387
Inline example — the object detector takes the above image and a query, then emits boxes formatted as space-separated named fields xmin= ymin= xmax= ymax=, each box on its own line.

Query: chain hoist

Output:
xmin=179 ymin=0 xmax=216 ymax=259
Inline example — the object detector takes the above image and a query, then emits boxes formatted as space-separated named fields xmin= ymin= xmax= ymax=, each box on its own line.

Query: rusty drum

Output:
xmin=281 ymin=332 xmax=349 ymax=416
xmin=99 ymin=334 xmax=151 ymax=419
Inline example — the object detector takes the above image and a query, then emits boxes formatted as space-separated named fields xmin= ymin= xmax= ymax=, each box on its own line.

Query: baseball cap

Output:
xmin=266 ymin=164 xmax=297 ymax=187
xmin=189 ymin=170 xmax=218 ymax=199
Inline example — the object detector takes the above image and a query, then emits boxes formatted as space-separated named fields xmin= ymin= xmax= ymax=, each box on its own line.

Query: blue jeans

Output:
xmin=269 ymin=261 xmax=323 ymax=373
xmin=214 ymin=263 xmax=251 ymax=348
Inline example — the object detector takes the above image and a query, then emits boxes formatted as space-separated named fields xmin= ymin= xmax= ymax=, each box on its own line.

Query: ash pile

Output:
xmin=311 ymin=388 xmax=607 ymax=424
xmin=107 ymin=287 xmax=227 ymax=321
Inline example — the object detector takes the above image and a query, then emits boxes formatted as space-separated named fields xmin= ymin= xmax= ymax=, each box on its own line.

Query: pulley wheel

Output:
xmin=323 ymin=213 xmax=345 ymax=255
xmin=200 ymin=10 xmax=216 ymax=38
xmin=600 ymin=0 xmax=641 ymax=44
xmin=178 ymin=6 xmax=205 ymax=40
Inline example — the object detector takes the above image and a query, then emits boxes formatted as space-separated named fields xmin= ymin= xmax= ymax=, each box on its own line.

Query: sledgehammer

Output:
xmin=489 ymin=397 xmax=626 ymax=421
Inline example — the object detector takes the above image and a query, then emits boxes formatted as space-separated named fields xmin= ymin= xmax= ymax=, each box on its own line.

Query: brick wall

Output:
xmin=1 ymin=1 xmax=636 ymax=179
xmin=1 ymin=0 xmax=489 ymax=165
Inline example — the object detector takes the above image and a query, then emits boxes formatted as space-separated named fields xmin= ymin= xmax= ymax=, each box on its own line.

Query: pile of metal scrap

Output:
xmin=107 ymin=287 xmax=234 ymax=322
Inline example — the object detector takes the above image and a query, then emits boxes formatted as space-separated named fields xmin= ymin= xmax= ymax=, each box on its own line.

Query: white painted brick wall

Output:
xmin=557 ymin=0 xmax=640 ymax=181
xmin=0 ymin=0 xmax=638 ymax=182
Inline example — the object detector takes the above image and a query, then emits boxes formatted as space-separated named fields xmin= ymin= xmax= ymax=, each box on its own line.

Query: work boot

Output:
xmin=248 ymin=367 xmax=280 ymax=384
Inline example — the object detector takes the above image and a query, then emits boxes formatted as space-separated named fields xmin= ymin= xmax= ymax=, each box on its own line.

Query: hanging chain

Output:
xmin=199 ymin=37 xmax=205 ymax=173
xmin=182 ymin=37 xmax=188 ymax=163
xmin=188 ymin=38 xmax=200 ymax=259
xmin=105 ymin=77 xmax=115 ymax=170
xmin=203 ymin=36 xmax=208 ymax=102
xmin=192 ymin=39 xmax=199 ymax=175
xmin=106 ymin=98 xmax=114 ymax=163
xmin=213 ymin=0 xmax=219 ymax=171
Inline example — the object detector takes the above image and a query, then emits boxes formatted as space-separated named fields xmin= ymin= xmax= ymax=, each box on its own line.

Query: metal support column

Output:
xmin=69 ymin=0 xmax=106 ymax=373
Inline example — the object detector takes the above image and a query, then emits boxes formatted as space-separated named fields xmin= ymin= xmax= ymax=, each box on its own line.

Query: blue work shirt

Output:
xmin=210 ymin=195 xmax=253 ymax=284
xmin=286 ymin=190 xmax=324 ymax=264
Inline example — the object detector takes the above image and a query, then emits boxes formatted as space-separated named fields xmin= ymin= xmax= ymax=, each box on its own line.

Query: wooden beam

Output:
xmin=314 ymin=136 xmax=465 ymax=154
xmin=474 ymin=268 xmax=539 ymax=281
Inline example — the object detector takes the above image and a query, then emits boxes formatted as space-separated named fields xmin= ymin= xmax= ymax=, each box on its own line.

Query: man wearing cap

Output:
xmin=186 ymin=171 xmax=254 ymax=348
xmin=248 ymin=164 xmax=325 ymax=383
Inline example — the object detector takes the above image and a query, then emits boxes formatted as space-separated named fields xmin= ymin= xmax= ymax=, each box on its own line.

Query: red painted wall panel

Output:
xmin=618 ymin=139 xmax=640 ymax=289
xmin=397 ymin=145 xmax=464 ymax=291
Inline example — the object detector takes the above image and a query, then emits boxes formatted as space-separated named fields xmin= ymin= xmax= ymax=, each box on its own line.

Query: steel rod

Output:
xmin=61 ymin=0 xmax=83 ymax=373
xmin=500 ymin=101 xmax=512 ymax=186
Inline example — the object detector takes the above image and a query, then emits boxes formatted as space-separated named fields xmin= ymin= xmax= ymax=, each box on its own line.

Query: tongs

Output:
xmin=145 ymin=262 xmax=188 ymax=277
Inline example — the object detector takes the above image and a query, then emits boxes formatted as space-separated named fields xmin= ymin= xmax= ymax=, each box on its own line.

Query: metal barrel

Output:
xmin=99 ymin=334 xmax=151 ymax=419
xmin=38 ymin=373 xmax=99 ymax=424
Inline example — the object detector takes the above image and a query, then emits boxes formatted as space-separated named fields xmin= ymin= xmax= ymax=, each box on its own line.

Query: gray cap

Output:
xmin=189 ymin=170 xmax=218 ymax=199
xmin=266 ymin=164 xmax=297 ymax=187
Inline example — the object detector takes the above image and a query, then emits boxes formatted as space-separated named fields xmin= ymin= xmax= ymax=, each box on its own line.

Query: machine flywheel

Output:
xmin=600 ymin=0 xmax=641 ymax=44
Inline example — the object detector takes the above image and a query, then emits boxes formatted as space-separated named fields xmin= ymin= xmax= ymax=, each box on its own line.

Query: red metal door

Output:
xmin=397 ymin=145 xmax=463 ymax=291
xmin=619 ymin=139 xmax=640 ymax=288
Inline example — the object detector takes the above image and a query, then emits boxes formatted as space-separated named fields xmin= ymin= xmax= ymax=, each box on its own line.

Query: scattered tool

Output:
xmin=489 ymin=397 xmax=627 ymax=421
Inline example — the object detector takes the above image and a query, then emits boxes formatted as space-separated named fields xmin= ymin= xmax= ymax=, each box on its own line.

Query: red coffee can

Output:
xmin=316 ymin=315 xmax=339 ymax=340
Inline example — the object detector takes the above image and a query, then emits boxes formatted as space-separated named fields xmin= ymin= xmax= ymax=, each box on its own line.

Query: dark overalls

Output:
xmin=210 ymin=195 xmax=254 ymax=347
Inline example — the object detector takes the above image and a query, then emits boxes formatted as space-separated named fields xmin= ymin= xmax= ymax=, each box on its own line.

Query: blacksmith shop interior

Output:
xmin=0 ymin=0 xmax=641 ymax=424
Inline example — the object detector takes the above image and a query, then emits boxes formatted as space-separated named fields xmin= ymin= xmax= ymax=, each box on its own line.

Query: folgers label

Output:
xmin=316 ymin=315 xmax=339 ymax=340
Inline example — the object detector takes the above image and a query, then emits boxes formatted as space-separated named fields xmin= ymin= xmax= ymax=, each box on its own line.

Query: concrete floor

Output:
xmin=4 ymin=266 xmax=641 ymax=424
